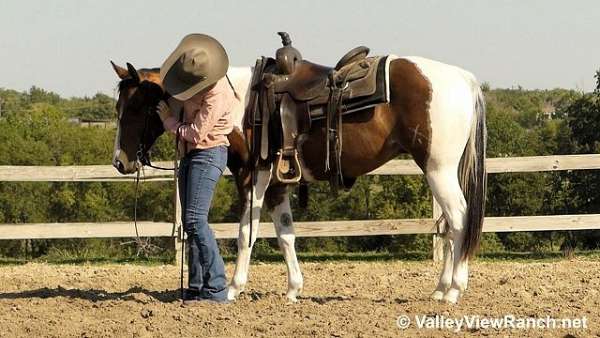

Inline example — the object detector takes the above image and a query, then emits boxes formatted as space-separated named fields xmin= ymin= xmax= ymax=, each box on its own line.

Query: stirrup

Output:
xmin=273 ymin=150 xmax=302 ymax=184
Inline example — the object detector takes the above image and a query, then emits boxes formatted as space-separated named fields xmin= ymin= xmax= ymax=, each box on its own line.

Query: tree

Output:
xmin=559 ymin=71 xmax=600 ymax=249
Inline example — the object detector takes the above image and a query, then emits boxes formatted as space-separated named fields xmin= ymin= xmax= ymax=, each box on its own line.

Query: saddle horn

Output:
xmin=275 ymin=32 xmax=302 ymax=74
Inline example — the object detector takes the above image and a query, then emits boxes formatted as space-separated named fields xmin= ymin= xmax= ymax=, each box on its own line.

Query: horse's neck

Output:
xmin=226 ymin=66 xmax=253 ymax=130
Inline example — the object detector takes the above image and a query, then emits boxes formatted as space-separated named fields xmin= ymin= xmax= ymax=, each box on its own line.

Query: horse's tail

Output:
xmin=458 ymin=82 xmax=487 ymax=260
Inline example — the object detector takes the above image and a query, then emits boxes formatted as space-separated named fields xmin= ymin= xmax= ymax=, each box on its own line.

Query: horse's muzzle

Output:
xmin=114 ymin=159 xmax=127 ymax=174
xmin=112 ymin=149 xmax=139 ymax=174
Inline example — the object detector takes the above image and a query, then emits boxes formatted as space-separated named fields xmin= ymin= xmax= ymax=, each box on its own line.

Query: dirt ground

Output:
xmin=0 ymin=258 xmax=598 ymax=338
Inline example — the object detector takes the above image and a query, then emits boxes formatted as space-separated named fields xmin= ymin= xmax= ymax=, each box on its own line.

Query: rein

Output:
xmin=125 ymin=132 xmax=174 ymax=256
xmin=128 ymin=100 xmax=176 ymax=251
xmin=130 ymin=100 xmax=186 ymax=300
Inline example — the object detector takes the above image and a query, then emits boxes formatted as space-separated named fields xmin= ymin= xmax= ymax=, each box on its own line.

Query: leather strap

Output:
xmin=260 ymin=84 xmax=270 ymax=161
xmin=280 ymin=94 xmax=299 ymax=156
xmin=326 ymin=70 xmax=346 ymax=194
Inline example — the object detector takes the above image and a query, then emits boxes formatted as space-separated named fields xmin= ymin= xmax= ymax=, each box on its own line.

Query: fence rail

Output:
xmin=1 ymin=154 xmax=599 ymax=261
xmin=2 ymin=214 xmax=600 ymax=241
xmin=2 ymin=154 xmax=599 ymax=182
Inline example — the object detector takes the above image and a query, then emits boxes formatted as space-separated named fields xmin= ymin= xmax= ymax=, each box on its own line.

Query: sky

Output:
xmin=0 ymin=0 xmax=598 ymax=98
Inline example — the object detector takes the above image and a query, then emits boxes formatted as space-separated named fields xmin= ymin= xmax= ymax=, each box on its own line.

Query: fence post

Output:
xmin=174 ymin=160 xmax=184 ymax=268
xmin=432 ymin=197 xmax=444 ymax=262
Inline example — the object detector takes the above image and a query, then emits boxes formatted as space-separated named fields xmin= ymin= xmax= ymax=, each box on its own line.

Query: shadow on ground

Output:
xmin=0 ymin=286 xmax=180 ymax=303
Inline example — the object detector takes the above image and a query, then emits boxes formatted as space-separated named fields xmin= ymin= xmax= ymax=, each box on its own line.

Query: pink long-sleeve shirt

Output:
xmin=162 ymin=77 xmax=236 ymax=154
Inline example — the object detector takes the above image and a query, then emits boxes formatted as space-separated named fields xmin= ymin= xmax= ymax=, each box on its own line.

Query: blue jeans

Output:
xmin=178 ymin=145 xmax=228 ymax=301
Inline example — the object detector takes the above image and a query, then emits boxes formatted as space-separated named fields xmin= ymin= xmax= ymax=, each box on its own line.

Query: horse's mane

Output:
xmin=117 ymin=67 xmax=160 ymax=93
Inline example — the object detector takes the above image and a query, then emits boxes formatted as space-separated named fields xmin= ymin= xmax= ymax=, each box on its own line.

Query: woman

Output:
xmin=156 ymin=34 xmax=236 ymax=304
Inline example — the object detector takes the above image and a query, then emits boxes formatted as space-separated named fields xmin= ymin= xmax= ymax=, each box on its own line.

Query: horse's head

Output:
xmin=111 ymin=61 xmax=166 ymax=174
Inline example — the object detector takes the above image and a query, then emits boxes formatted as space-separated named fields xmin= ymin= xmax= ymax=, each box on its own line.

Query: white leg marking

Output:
xmin=431 ymin=233 xmax=453 ymax=301
xmin=426 ymin=169 xmax=468 ymax=304
xmin=270 ymin=193 xmax=303 ymax=302
xmin=227 ymin=170 xmax=271 ymax=301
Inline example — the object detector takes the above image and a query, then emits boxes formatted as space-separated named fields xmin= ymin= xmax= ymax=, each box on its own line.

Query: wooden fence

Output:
xmin=1 ymin=154 xmax=600 ymax=261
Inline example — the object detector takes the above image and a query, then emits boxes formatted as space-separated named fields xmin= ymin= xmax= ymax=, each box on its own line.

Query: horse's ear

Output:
xmin=126 ymin=62 xmax=140 ymax=83
xmin=110 ymin=61 xmax=130 ymax=79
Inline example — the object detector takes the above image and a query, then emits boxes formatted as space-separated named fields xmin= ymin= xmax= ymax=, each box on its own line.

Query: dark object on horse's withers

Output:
xmin=275 ymin=32 xmax=302 ymax=75
xmin=246 ymin=32 xmax=390 ymax=193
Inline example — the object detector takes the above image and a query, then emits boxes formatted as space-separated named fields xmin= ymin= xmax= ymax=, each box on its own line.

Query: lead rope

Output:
xmin=249 ymin=168 xmax=255 ymax=248
xmin=125 ymin=114 xmax=164 ymax=255
xmin=134 ymin=169 xmax=141 ymax=240
xmin=126 ymin=101 xmax=183 ymax=299
xmin=175 ymin=118 xmax=185 ymax=302
xmin=125 ymin=166 xmax=162 ymax=255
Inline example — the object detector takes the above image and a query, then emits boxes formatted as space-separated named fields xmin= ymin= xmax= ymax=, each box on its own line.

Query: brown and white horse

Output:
xmin=110 ymin=55 xmax=486 ymax=304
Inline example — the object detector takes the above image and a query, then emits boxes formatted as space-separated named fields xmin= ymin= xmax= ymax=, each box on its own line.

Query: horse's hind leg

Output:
xmin=227 ymin=169 xmax=271 ymax=301
xmin=426 ymin=168 xmax=469 ymax=304
xmin=266 ymin=187 xmax=303 ymax=302
xmin=430 ymin=230 xmax=453 ymax=301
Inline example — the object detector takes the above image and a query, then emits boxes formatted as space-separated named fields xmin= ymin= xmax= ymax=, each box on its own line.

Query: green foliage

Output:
xmin=0 ymin=75 xmax=599 ymax=260
xmin=478 ymin=233 xmax=505 ymax=253
xmin=61 ymin=93 xmax=116 ymax=120
xmin=1 ymin=87 xmax=116 ymax=120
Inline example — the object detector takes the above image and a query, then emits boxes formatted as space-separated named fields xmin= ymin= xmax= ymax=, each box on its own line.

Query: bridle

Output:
xmin=135 ymin=95 xmax=174 ymax=171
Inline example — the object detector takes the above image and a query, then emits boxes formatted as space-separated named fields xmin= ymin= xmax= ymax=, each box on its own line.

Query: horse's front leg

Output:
xmin=266 ymin=187 xmax=303 ymax=302
xmin=227 ymin=169 xmax=271 ymax=301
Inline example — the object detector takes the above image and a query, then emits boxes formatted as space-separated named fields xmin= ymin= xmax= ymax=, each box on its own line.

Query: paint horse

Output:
xmin=110 ymin=46 xmax=486 ymax=304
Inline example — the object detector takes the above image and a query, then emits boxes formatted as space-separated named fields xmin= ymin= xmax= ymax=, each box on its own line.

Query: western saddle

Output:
xmin=246 ymin=32 xmax=390 ymax=192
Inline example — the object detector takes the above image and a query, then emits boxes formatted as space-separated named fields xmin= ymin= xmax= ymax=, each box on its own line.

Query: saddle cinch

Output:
xmin=246 ymin=32 xmax=392 ymax=191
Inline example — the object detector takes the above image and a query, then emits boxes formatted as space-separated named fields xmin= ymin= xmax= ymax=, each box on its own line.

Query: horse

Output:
xmin=110 ymin=53 xmax=486 ymax=304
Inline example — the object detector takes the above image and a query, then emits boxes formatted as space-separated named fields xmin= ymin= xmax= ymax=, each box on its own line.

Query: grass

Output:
xmin=476 ymin=250 xmax=600 ymax=262
xmin=0 ymin=254 xmax=173 ymax=266
xmin=2 ymin=250 xmax=600 ymax=266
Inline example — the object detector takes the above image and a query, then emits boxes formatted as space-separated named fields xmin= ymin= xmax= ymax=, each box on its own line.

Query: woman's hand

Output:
xmin=156 ymin=100 xmax=173 ymax=122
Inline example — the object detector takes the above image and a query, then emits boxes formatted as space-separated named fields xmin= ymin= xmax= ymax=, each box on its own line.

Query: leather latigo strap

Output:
xmin=259 ymin=85 xmax=271 ymax=161
xmin=325 ymin=73 xmax=345 ymax=193
xmin=244 ymin=57 xmax=270 ymax=166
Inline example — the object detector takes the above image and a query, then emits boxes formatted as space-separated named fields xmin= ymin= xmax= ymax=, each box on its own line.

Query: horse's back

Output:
xmin=226 ymin=66 xmax=253 ymax=130
xmin=397 ymin=56 xmax=481 ymax=170
xmin=401 ymin=56 xmax=479 ymax=86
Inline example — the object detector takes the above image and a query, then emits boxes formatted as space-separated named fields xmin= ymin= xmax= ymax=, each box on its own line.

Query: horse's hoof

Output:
xmin=226 ymin=286 xmax=241 ymax=301
xmin=430 ymin=290 xmax=445 ymax=301
xmin=286 ymin=289 xmax=301 ymax=303
xmin=442 ymin=288 xmax=460 ymax=304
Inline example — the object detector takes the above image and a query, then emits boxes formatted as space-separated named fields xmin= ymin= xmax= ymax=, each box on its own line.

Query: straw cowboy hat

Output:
xmin=160 ymin=34 xmax=229 ymax=101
